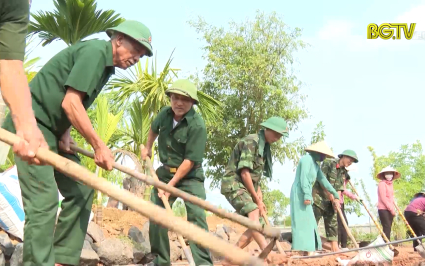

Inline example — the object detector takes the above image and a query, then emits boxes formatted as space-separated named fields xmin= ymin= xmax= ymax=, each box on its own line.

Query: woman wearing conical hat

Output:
xmin=377 ymin=166 xmax=400 ymax=241
xmin=290 ymin=141 xmax=341 ymax=254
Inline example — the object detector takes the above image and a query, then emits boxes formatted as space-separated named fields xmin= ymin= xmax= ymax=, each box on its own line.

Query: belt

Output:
xmin=163 ymin=164 xmax=201 ymax=173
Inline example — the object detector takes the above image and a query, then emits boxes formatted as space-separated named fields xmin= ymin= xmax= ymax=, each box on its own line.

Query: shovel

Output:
xmin=0 ymin=128 xmax=263 ymax=266
xmin=347 ymin=180 xmax=399 ymax=257
xmin=393 ymin=202 xmax=425 ymax=258
xmin=261 ymin=213 xmax=286 ymax=255
xmin=141 ymin=145 xmax=196 ymax=266
xmin=335 ymin=203 xmax=359 ymax=248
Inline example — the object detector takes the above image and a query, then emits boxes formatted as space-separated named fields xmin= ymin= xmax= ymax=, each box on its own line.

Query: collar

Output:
xmin=106 ymin=41 xmax=114 ymax=67
xmin=258 ymin=129 xmax=267 ymax=157
xmin=336 ymin=163 xmax=340 ymax=169
xmin=167 ymin=106 xmax=196 ymax=122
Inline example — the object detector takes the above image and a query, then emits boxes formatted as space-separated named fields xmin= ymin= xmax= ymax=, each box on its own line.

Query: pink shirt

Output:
xmin=341 ymin=179 xmax=357 ymax=204
xmin=377 ymin=180 xmax=395 ymax=213
xmin=405 ymin=196 xmax=425 ymax=213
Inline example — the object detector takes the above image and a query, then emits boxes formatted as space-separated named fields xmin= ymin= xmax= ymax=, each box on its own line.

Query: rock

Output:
xmin=222 ymin=224 xmax=235 ymax=235
xmin=97 ymin=238 xmax=133 ymax=266
xmin=79 ymin=249 xmax=99 ymax=266
xmin=133 ymin=241 xmax=150 ymax=264
xmin=10 ymin=243 xmax=23 ymax=266
xmin=0 ymin=231 xmax=15 ymax=258
xmin=228 ymin=231 xmax=239 ymax=245
xmin=170 ymin=240 xmax=182 ymax=262
xmin=90 ymin=242 xmax=99 ymax=253
xmin=128 ymin=226 xmax=145 ymax=244
xmin=168 ymin=232 xmax=178 ymax=241
xmin=139 ymin=253 xmax=157 ymax=265
xmin=86 ymin=222 xmax=105 ymax=243
xmin=215 ymin=226 xmax=228 ymax=241
xmin=0 ymin=251 xmax=5 ymax=266
xmin=83 ymin=240 xmax=93 ymax=250
xmin=85 ymin=234 xmax=94 ymax=244
xmin=141 ymin=222 xmax=150 ymax=247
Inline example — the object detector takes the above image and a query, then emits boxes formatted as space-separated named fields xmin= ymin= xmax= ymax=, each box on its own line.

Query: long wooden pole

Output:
xmin=69 ymin=144 xmax=281 ymax=238
xmin=140 ymin=147 xmax=195 ymax=266
xmin=0 ymin=128 xmax=262 ymax=266
xmin=335 ymin=205 xmax=359 ymax=248
xmin=347 ymin=180 xmax=398 ymax=255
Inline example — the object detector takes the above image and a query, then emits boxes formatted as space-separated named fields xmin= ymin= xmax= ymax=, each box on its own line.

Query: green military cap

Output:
xmin=165 ymin=79 xmax=199 ymax=104
xmin=260 ymin=117 xmax=289 ymax=137
xmin=106 ymin=20 xmax=153 ymax=57
xmin=338 ymin=149 xmax=359 ymax=163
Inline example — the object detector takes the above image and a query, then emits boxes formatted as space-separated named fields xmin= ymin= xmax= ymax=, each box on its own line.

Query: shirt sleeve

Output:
xmin=299 ymin=156 xmax=313 ymax=201
xmin=0 ymin=0 xmax=29 ymax=60
xmin=343 ymin=189 xmax=357 ymax=200
xmin=237 ymin=140 xmax=256 ymax=172
xmin=317 ymin=168 xmax=340 ymax=200
xmin=184 ymin=121 xmax=207 ymax=163
xmin=64 ymin=45 xmax=107 ymax=98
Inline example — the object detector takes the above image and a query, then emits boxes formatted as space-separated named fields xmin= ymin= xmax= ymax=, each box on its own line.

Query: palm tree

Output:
xmin=28 ymin=0 xmax=124 ymax=47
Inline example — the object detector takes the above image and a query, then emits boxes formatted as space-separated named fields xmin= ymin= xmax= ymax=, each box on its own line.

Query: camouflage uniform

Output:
xmin=220 ymin=129 xmax=273 ymax=224
xmin=312 ymin=158 xmax=346 ymax=241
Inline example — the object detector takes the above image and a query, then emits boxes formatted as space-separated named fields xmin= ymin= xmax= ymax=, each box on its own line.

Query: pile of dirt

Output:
xmin=99 ymin=207 xmax=425 ymax=266
xmin=99 ymin=207 xmax=246 ymax=238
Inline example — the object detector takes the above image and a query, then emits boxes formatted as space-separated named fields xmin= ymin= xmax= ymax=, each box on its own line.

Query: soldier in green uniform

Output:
xmin=312 ymin=149 xmax=358 ymax=252
xmin=1 ymin=20 xmax=153 ymax=266
xmin=0 ymin=0 xmax=48 ymax=163
xmin=141 ymin=79 xmax=213 ymax=266
xmin=220 ymin=117 xmax=289 ymax=265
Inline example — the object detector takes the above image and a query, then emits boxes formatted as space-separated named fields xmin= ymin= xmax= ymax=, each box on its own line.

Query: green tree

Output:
xmin=188 ymin=10 xmax=312 ymax=187
xmin=28 ymin=0 xmax=124 ymax=47
xmin=261 ymin=188 xmax=289 ymax=225
xmin=172 ymin=199 xmax=187 ymax=217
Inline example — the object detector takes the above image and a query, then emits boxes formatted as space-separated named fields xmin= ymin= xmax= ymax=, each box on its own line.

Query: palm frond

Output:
xmin=28 ymin=0 xmax=124 ymax=46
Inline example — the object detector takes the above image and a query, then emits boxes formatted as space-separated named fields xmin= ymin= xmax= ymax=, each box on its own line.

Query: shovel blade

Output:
xmin=414 ymin=245 xmax=425 ymax=259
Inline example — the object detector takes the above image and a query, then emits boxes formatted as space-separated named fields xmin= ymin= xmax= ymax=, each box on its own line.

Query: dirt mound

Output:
xmin=99 ymin=208 xmax=425 ymax=265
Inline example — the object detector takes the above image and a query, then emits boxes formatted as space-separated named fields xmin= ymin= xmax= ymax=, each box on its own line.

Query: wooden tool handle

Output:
xmin=347 ymin=180 xmax=395 ymax=249
xmin=70 ymin=143 xmax=281 ymax=238
xmin=0 ymin=128 xmax=262 ymax=266
xmin=335 ymin=206 xmax=359 ymax=248
xmin=262 ymin=213 xmax=285 ymax=254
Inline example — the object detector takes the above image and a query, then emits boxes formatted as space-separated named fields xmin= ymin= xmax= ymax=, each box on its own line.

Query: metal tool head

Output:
xmin=414 ymin=244 xmax=425 ymax=259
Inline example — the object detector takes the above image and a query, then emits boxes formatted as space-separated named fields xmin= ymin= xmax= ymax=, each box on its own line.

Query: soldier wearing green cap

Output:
xmin=141 ymin=79 xmax=213 ymax=266
xmin=1 ymin=19 xmax=153 ymax=265
xmin=220 ymin=117 xmax=289 ymax=265
xmin=312 ymin=149 xmax=359 ymax=252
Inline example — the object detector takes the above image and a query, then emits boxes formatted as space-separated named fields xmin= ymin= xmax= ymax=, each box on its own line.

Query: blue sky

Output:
xmin=28 ymin=0 xmax=425 ymax=225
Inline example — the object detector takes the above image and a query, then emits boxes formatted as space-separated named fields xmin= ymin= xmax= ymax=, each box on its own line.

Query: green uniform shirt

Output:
xmin=220 ymin=130 xmax=271 ymax=194
xmin=23 ymin=40 xmax=114 ymax=137
xmin=0 ymin=0 xmax=30 ymax=60
xmin=151 ymin=106 xmax=207 ymax=181
xmin=312 ymin=158 xmax=346 ymax=210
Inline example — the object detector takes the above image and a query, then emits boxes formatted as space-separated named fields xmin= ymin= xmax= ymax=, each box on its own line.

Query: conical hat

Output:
xmin=376 ymin=166 xmax=401 ymax=180
xmin=305 ymin=141 xmax=335 ymax=158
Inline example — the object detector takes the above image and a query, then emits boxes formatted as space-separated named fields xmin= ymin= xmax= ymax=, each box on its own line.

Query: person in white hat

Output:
xmin=290 ymin=141 xmax=341 ymax=255
xmin=377 ymin=166 xmax=400 ymax=241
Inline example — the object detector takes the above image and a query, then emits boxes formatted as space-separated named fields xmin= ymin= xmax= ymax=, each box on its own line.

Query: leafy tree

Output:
xmin=172 ymin=199 xmax=187 ymax=217
xmin=28 ymin=0 xmax=124 ymax=47
xmin=261 ymin=188 xmax=289 ymax=225
xmin=368 ymin=141 xmax=425 ymax=208
xmin=188 ymin=10 xmax=312 ymax=188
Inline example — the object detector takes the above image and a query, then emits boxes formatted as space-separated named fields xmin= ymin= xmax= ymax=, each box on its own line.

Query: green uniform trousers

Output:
xmin=149 ymin=167 xmax=213 ymax=266
xmin=313 ymin=202 xmax=338 ymax=241
xmin=3 ymin=118 xmax=94 ymax=266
